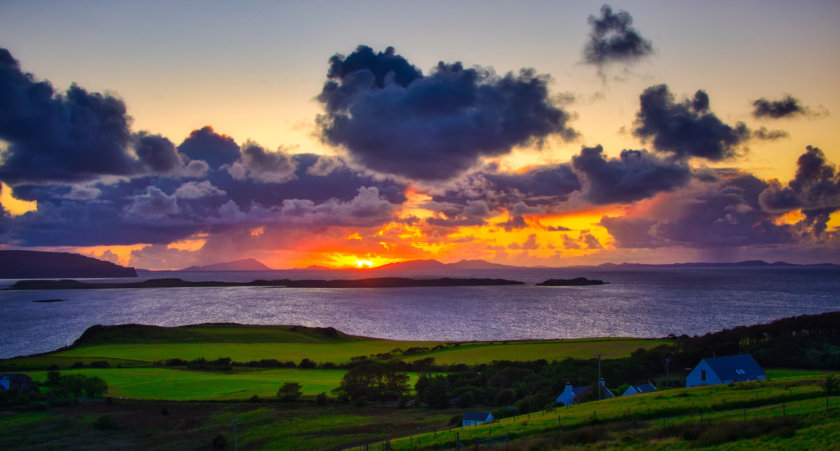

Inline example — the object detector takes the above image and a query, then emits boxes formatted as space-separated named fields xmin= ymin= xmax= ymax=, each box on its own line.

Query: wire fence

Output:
xmin=338 ymin=392 xmax=836 ymax=450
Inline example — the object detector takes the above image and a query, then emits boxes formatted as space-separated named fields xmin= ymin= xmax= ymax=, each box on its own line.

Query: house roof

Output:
xmin=702 ymin=354 xmax=765 ymax=382
xmin=630 ymin=383 xmax=657 ymax=394
xmin=463 ymin=411 xmax=492 ymax=421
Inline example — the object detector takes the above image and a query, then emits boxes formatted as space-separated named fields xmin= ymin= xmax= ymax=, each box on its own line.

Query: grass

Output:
xmin=402 ymin=338 xmax=672 ymax=365
xmin=378 ymin=369 xmax=840 ymax=450
xmin=50 ymin=340 xmax=443 ymax=365
xmin=22 ymin=368 xmax=429 ymax=401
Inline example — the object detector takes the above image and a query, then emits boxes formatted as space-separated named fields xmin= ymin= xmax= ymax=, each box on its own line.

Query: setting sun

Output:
xmin=355 ymin=260 xmax=374 ymax=268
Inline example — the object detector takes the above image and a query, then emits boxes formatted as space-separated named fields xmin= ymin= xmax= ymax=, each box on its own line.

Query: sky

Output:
xmin=0 ymin=0 xmax=838 ymax=269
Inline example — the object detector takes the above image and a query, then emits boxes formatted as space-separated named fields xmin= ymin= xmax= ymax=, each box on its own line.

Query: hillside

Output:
xmin=181 ymin=258 xmax=272 ymax=271
xmin=0 ymin=250 xmax=136 ymax=278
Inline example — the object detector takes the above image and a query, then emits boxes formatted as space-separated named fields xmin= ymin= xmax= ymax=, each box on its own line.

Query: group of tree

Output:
xmin=0 ymin=370 xmax=109 ymax=411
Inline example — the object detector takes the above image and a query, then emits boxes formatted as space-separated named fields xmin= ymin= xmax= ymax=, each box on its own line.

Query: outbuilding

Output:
xmin=462 ymin=411 xmax=493 ymax=427
xmin=622 ymin=382 xmax=657 ymax=396
xmin=686 ymin=354 xmax=765 ymax=388
xmin=556 ymin=381 xmax=614 ymax=406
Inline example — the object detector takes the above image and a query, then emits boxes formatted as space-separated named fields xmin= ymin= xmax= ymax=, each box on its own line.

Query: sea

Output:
xmin=0 ymin=266 xmax=838 ymax=359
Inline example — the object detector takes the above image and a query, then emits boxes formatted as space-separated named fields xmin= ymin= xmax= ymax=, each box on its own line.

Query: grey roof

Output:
xmin=631 ymin=383 xmax=657 ymax=393
xmin=703 ymin=354 xmax=765 ymax=382
xmin=463 ymin=411 xmax=492 ymax=421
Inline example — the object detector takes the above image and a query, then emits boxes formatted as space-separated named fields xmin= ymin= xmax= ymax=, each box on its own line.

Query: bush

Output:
xmin=212 ymin=434 xmax=228 ymax=449
xmin=316 ymin=392 xmax=328 ymax=406
xmin=299 ymin=358 xmax=317 ymax=369
xmin=449 ymin=414 xmax=462 ymax=426
xmin=493 ymin=388 xmax=516 ymax=406
xmin=93 ymin=414 xmax=118 ymax=430
xmin=277 ymin=382 xmax=303 ymax=402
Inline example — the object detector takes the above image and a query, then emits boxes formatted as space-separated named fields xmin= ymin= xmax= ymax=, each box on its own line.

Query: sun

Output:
xmin=355 ymin=260 xmax=374 ymax=268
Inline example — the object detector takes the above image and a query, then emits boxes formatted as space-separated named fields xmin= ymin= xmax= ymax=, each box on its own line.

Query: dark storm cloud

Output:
xmin=571 ymin=145 xmax=691 ymax=205
xmin=634 ymin=84 xmax=750 ymax=161
xmin=752 ymin=127 xmax=789 ymax=141
xmin=0 ymin=48 xmax=135 ymax=184
xmin=134 ymin=132 xmax=181 ymax=173
xmin=601 ymin=175 xmax=795 ymax=248
xmin=759 ymin=146 xmax=840 ymax=236
xmin=176 ymin=126 xmax=241 ymax=169
xmin=0 ymin=151 xmax=409 ymax=246
xmin=317 ymin=45 xmax=577 ymax=180
xmin=424 ymin=164 xmax=581 ymax=228
xmin=752 ymin=95 xmax=808 ymax=119
xmin=584 ymin=5 xmax=653 ymax=66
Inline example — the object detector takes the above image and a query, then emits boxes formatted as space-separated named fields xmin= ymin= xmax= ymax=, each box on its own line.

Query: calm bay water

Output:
xmin=0 ymin=266 xmax=838 ymax=359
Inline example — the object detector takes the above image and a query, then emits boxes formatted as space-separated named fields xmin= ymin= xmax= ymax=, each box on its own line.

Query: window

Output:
xmin=701 ymin=370 xmax=706 ymax=381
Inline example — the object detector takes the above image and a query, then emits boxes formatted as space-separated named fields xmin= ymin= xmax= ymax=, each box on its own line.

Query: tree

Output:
xmin=277 ymin=382 xmax=303 ymax=401
xmin=416 ymin=375 xmax=449 ymax=408
xmin=333 ymin=361 xmax=409 ymax=402
xmin=83 ymin=376 xmax=109 ymax=398
xmin=46 ymin=370 xmax=61 ymax=387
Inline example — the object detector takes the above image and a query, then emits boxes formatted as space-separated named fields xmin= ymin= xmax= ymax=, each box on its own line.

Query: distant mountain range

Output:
xmin=180 ymin=258 xmax=273 ymax=272
xmin=0 ymin=250 xmax=137 ymax=278
xmin=359 ymin=258 xmax=837 ymax=272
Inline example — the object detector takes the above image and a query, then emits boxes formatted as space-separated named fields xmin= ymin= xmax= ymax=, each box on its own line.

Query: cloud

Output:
xmin=571 ymin=145 xmax=691 ymax=205
xmin=134 ymin=132 xmax=181 ymax=173
xmin=317 ymin=45 xmax=576 ymax=180
xmin=584 ymin=4 xmax=654 ymax=66
xmin=0 ymin=48 xmax=135 ymax=184
xmin=752 ymin=127 xmax=789 ymax=141
xmin=752 ymin=95 xmax=808 ymax=119
xmin=176 ymin=126 xmax=240 ymax=169
xmin=759 ymin=146 xmax=840 ymax=236
xmin=634 ymin=84 xmax=750 ymax=161
xmin=123 ymin=186 xmax=179 ymax=218
xmin=228 ymin=141 xmax=297 ymax=183
xmin=173 ymin=181 xmax=226 ymax=199
xmin=426 ymin=200 xmax=492 ymax=227
xmin=601 ymin=175 xmax=795 ymax=248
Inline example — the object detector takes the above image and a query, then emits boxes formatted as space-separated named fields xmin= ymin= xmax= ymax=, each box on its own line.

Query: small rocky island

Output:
xmin=536 ymin=277 xmax=607 ymax=286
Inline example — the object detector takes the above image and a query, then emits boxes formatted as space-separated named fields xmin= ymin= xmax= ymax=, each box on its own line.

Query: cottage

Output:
xmin=622 ymin=382 xmax=657 ymax=396
xmin=462 ymin=411 xmax=493 ymax=427
xmin=0 ymin=374 xmax=35 ymax=393
xmin=686 ymin=354 xmax=765 ymax=388
xmin=556 ymin=381 xmax=614 ymax=406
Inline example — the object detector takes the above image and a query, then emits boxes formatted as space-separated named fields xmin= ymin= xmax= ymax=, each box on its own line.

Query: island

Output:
xmin=536 ymin=277 xmax=607 ymax=286
xmin=6 ymin=277 xmax=526 ymax=290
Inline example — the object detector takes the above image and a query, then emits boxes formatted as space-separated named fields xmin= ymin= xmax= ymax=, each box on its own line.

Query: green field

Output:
xmin=0 ymin=324 xmax=670 ymax=370
xmin=402 ymin=337 xmax=672 ymax=365
xmin=50 ymin=340 xmax=442 ymax=365
xmin=23 ymin=368 xmax=348 ymax=400
xmin=22 ymin=368 xmax=433 ymax=401
xmin=383 ymin=369 xmax=840 ymax=450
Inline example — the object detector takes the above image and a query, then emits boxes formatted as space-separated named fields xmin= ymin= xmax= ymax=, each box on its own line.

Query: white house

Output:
xmin=622 ymin=382 xmax=657 ymax=396
xmin=462 ymin=411 xmax=493 ymax=427
xmin=686 ymin=354 xmax=765 ymax=388
xmin=556 ymin=381 xmax=614 ymax=406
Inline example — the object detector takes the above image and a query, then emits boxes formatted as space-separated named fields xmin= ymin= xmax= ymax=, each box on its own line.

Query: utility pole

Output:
xmin=231 ymin=418 xmax=239 ymax=451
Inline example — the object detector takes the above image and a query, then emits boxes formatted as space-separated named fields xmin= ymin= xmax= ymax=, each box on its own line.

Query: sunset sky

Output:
xmin=0 ymin=0 xmax=838 ymax=269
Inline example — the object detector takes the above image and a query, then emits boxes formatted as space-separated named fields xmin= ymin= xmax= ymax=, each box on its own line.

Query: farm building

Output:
xmin=622 ymin=382 xmax=657 ymax=396
xmin=686 ymin=354 xmax=765 ymax=388
xmin=0 ymin=374 xmax=35 ymax=393
xmin=556 ymin=381 xmax=614 ymax=406
xmin=462 ymin=411 xmax=493 ymax=427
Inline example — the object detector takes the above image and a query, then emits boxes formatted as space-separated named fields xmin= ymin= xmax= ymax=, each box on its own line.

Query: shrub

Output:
xmin=316 ymin=392 xmax=328 ymax=406
xmin=212 ymin=434 xmax=228 ymax=449
xmin=449 ymin=414 xmax=462 ymax=426
xmin=277 ymin=382 xmax=303 ymax=402
xmin=93 ymin=414 xmax=118 ymax=430
xmin=494 ymin=388 xmax=516 ymax=406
